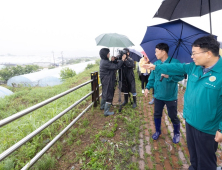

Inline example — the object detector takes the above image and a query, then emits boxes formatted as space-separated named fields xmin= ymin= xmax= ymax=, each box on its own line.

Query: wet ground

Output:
xmin=133 ymin=86 xmax=222 ymax=170
xmin=53 ymin=81 xmax=222 ymax=170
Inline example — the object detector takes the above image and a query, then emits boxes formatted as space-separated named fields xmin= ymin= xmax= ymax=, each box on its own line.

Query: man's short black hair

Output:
xmin=192 ymin=35 xmax=220 ymax=57
xmin=155 ymin=43 xmax=169 ymax=54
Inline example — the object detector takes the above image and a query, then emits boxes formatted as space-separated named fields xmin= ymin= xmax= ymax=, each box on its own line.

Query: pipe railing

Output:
xmin=0 ymin=91 xmax=93 ymax=161
xmin=22 ymin=102 xmax=94 ymax=170
xmin=0 ymin=80 xmax=93 ymax=128
xmin=0 ymin=71 xmax=101 ymax=169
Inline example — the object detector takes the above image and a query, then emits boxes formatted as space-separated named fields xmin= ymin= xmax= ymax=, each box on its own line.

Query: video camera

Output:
xmin=113 ymin=49 xmax=128 ymax=62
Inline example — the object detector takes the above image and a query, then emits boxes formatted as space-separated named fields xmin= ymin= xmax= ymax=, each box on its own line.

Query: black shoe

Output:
xmin=132 ymin=96 xmax=137 ymax=108
xmin=122 ymin=94 xmax=128 ymax=106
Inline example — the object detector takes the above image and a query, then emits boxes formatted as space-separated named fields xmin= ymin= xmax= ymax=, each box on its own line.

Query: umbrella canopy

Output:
xmin=154 ymin=0 xmax=222 ymax=34
xmin=95 ymin=33 xmax=134 ymax=47
xmin=140 ymin=19 xmax=215 ymax=63
xmin=129 ymin=49 xmax=143 ymax=62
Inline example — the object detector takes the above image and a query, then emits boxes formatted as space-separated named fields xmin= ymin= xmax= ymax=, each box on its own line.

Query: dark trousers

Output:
xmin=186 ymin=122 xmax=218 ymax=170
xmin=141 ymin=74 xmax=149 ymax=89
xmin=154 ymin=98 xmax=180 ymax=124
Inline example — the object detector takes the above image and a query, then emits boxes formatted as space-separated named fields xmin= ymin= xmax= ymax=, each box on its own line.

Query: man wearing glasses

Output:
xmin=143 ymin=35 xmax=222 ymax=170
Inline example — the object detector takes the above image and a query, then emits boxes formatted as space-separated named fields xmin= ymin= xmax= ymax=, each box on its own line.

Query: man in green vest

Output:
xmin=144 ymin=43 xmax=184 ymax=144
xmin=143 ymin=35 xmax=222 ymax=170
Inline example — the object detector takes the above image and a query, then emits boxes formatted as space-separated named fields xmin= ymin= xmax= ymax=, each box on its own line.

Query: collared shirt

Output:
xmin=201 ymin=57 xmax=219 ymax=74
xmin=161 ymin=57 xmax=168 ymax=64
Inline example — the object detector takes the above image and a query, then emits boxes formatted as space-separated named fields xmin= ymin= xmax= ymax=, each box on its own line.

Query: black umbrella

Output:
xmin=154 ymin=0 xmax=222 ymax=34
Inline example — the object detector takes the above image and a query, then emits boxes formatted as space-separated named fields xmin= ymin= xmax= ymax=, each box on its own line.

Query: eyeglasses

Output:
xmin=191 ymin=51 xmax=208 ymax=56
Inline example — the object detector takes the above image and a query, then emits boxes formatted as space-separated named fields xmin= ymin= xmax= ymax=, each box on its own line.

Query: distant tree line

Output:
xmin=66 ymin=59 xmax=82 ymax=65
xmin=59 ymin=59 xmax=100 ymax=80
xmin=66 ymin=57 xmax=98 ymax=65
xmin=0 ymin=65 xmax=41 ymax=82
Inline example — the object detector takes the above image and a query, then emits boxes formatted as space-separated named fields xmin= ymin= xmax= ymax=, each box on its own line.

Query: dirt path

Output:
xmin=50 ymin=81 xmax=222 ymax=170
xmin=137 ymin=86 xmax=222 ymax=170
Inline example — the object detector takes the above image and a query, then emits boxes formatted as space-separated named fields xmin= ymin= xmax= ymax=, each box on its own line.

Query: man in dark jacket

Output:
xmin=121 ymin=48 xmax=137 ymax=108
xmin=100 ymin=48 xmax=126 ymax=116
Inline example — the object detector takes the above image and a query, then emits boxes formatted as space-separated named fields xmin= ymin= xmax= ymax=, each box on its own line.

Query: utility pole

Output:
xmin=61 ymin=51 xmax=64 ymax=66
xmin=52 ymin=51 xmax=55 ymax=66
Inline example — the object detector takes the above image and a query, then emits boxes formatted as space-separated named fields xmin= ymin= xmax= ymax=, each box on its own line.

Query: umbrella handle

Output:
xmin=160 ymin=76 xmax=164 ymax=82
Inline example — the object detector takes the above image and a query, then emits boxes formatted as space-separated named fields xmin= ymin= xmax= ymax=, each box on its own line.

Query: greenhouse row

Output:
xmin=7 ymin=61 xmax=95 ymax=87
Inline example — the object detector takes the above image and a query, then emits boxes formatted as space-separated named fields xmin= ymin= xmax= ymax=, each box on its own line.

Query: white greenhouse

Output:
xmin=0 ymin=86 xmax=13 ymax=98
xmin=0 ymin=65 xmax=6 ymax=70
xmin=7 ymin=61 xmax=95 ymax=87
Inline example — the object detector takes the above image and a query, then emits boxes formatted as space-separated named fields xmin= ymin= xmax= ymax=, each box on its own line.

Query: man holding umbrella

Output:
xmin=143 ymin=35 xmax=222 ymax=170
xmin=144 ymin=43 xmax=184 ymax=144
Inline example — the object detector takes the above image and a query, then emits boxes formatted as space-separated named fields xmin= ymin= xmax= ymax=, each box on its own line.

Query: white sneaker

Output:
xmin=142 ymin=89 xmax=144 ymax=94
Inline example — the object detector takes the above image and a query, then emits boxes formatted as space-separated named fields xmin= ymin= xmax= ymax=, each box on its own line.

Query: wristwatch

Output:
xmin=218 ymin=129 xmax=222 ymax=133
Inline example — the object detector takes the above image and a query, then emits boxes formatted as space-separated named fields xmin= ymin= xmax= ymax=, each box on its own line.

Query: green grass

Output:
xmin=0 ymin=66 xmax=145 ymax=169
xmin=66 ymin=68 xmax=144 ymax=169
xmin=0 ymin=64 xmax=99 ymax=169
xmin=30 ymin=153 xmax=57 ymax=170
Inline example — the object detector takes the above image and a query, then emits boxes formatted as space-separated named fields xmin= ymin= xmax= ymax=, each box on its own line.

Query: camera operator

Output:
xmin=120 ymin=48 xmax=137 ymax=108
xmin=99 ymin=48 xmax=126 ymax=116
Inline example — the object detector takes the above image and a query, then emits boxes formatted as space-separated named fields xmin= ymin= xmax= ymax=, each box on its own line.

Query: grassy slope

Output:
xmin=1 ymin=64 xmax=145 ymax=170
xmin=36 ymin=69 xmax=144 ymax=170
xmin=0 ymin=64 xmax=99 ymax=169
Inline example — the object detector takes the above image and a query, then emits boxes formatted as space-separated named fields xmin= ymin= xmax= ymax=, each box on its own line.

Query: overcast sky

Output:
xmin=0 ymin=0 xmax=222 ymax=57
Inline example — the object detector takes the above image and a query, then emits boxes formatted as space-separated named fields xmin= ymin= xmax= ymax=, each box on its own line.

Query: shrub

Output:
xmin=95 ymin=59 xmax=100 ymax=66
xmin=85 ymin=63 xmax=94 ymax=70
xmin=60 ymin=68 xmax=76 ymax=80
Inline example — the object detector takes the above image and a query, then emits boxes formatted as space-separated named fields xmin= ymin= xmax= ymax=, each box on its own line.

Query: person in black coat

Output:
xmin=120 ymin=48 xmax=137 ymax=108
xmin=99 ymin=48 xmax=126 ymax=116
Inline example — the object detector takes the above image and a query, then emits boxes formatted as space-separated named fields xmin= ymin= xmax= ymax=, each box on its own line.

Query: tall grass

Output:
xmin=0 ymin=64 xmax=99 ymax=169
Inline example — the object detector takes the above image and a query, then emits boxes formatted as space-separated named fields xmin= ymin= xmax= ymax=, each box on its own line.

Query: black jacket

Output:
xmin=99 ymin=49 xmax=124 ymax=102
xmin=120 ymin=57 xmax=136 ymax=94
xmin=100 ymin=59 xmax=123 ymax=102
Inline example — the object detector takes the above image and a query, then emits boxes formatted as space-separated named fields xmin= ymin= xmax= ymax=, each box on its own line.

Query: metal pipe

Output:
xmin=21 ymin=102 xmax=94 ymax=170
xmin=0 ymin=91 xmax=93 ymax=161
xmin=208 ymin=0 xmax=212 ymax=34
xmin=0 ymin=80 xmax=93 ymax=127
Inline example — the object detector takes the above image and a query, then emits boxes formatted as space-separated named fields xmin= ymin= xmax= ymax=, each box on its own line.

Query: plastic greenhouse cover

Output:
xmin=0 ymin=65 xmax=6 ymax=70
xmin=7 ymin=60 xmax=95 ymax=87
xmin=0 ymin=86 xmax=13 ymax=98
